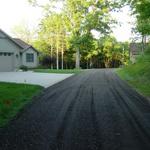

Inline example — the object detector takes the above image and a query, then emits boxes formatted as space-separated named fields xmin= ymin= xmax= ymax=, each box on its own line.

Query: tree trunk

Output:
xmin=141 ymin=35 xmax=144 ymax=54
xmin=75 ymin=48 xmax=80 ymax=69
xmin=56 ymin=26 xmax=59 ymax=70
xmin=61 ymin=44 xmax=64 ymax=70
xmin=86 ymin=59 xmax=88 ymax=69
xmin=144 ymin=36 xmax=146 ymax=44
xmin=144 ymin=35 xmax=147 ymax=49
xmin=90 ymin=58 xmax=92 ymax=69
xmin=50 ymin=44 xmax=53 ymax=69
xmin=56 ymin=41 xmax=59 ymax=70
xmin=56 ymin=48 xmax=59 ymax=70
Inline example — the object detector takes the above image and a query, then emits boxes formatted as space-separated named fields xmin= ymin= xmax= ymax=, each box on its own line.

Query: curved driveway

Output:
xmin=0 ymin=69 xmax=150 ymax=150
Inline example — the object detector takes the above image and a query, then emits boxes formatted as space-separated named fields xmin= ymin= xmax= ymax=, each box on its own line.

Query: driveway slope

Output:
xmin=0 ymin=69 xmax=150 ymax=150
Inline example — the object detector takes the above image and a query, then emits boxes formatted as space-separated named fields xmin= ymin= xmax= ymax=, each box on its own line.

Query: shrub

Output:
xmin=20 ymin=65 xmax=28 ymax=71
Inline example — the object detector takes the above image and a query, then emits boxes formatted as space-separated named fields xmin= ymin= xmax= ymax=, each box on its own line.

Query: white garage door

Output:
xmin=0 ymin=52 xmax=14 ymax=72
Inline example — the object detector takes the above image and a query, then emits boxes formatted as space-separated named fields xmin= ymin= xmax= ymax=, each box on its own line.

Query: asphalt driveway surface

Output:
xmin=0 ymin=69 xmax=150 ymax=150
xmin=0 ymin=72 xmax=72 ymax=87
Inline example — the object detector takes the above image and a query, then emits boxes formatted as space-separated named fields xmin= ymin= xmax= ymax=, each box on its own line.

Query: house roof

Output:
xmin=13 ymin=38 xmax=31 ymax=50
xmin=0 ymin=29 xmax=39 ymax=54
xmin=13 ymin=38 xmax=39 ymax=53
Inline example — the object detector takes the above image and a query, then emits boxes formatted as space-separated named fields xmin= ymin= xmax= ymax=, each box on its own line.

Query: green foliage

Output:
xmin=20 ymin=65 xmax=28 ymax=71
xmin=33 ymin=39 xmax=51 ymax=55
xmin=0 ymin=82 xmax=42 ymax=127
xmin=29 ymin=0 xmax=129 ymax=69
xmin=38 ymin=13 xmax=66 ymax=50
xmin=137 ymin=17 xmax=150 ymax=35
xmin=117 ymin=48 xmax=150 ymax=97
xmin=123 ymin=0 xmax=150 ymax=36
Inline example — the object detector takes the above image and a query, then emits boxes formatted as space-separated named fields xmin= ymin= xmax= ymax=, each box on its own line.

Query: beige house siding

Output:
xmin=22 ymin=48 xmax=39 ymax=68
xmin=0 ymin=39 xmax=21 ymax=52
xmin=0 ymin=54 xmax=14 ymax=71
xmin=0 ymin=34 xmax=22 ymax=71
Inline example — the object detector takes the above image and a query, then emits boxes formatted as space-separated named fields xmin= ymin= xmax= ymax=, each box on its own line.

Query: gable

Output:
xmin=24 ymin=47 xmax=37 ymax=54
xmin=0 ymin=31 xmax=7 ymax=38
xmin=0 ymin=30 xmax=22 ymax=53
xmin=0 ymin=29 xmax=38 ymax=54
xmin=0 ymin=38 xmax=22 ymax=53
xmin=23 ymin=47 xmax=39 ymax=54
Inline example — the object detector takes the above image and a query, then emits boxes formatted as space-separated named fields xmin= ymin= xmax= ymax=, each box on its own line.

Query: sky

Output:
xmin=0 ymin=0 xmax=134 ymax=42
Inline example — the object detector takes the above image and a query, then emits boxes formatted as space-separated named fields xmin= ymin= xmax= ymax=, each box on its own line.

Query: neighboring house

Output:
xmin=0 ymin=29 xmax=39 ymax=72
xmin=129 ymin=43 xmax=142 ymax=62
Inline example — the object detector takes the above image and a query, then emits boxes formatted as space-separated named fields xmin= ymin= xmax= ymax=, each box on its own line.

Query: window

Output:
xmin=26 ymin=53 xmax=34 ymax=62
xmin=0 ymin=52 xmax=12 ymax=56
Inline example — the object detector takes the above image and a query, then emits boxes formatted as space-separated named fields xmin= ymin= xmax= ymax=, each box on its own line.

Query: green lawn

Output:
xmin=0 ymin=82 xmax=43 ymax=127
xmin=33 ymin=69 xmax=82 ymax=74
xmin=117 ymin=49 xmax=150 ymax=97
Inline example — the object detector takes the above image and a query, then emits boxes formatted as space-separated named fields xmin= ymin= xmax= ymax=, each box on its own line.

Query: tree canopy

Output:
xmin=27 ymin=0 xmax=131 ymax=69
xmin=123 ymin=0 xmax=150 ymax=36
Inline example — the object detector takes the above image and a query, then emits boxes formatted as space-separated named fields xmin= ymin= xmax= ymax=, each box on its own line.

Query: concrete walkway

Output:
xmin=0 ymin=72 xmax=73 ymax=88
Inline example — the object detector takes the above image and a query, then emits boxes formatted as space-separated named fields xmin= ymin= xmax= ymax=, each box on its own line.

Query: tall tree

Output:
xmin=122 ymin=0 xmax=150 ymax=51
xmin=36 ymin=12 xmax=68 ymax=69
xmin=63 ymin=0 xmax=116 ymax=68
xmin=28 ymin=0 xmax=128 ymax=69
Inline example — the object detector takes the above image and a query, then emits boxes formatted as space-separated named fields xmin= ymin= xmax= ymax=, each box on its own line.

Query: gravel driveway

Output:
xmin=0 ymin=72 xmax=73 ymax=87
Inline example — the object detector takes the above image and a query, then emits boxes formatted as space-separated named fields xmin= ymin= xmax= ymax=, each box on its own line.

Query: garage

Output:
xmin=0 ymin=52 xmax=14 ymax=72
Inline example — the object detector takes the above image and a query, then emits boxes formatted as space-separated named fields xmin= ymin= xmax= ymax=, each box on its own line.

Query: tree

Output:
xmin=35 ymin=12 xmax=68 ymax=69
xmin=11 ymin=20 xmax=36 ymax=44
xmin=63 ymin=0 xmax=117 ymax=68
xmin=96 ymin=36 xmax=129 ymax=68
xmin=122 ymin=0 xmax=150 ymax=52
xmin=28 ymin=0 xmax=128 ymax=69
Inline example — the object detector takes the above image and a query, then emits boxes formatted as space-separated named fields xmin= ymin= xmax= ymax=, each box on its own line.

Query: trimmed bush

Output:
xmin=20 ymin=65 xmax=28 ymax=71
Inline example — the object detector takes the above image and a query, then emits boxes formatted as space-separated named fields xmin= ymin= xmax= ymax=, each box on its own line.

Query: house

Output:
xmin=0 ymin=29 xmax=39 ymax=72
xmin=129 ymin=43 xmax=142 ymax=62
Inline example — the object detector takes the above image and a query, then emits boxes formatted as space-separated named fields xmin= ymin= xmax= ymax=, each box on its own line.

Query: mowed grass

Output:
xmin=117 ymin=49 xmax=150 ymax=97
xmin=0 ymin=82 xmax=43 ymax=127
xmin=33 ymin=69 xmax=82 ymax=74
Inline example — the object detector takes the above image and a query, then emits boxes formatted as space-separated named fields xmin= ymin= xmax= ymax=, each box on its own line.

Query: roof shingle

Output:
xmin=13 ymin=38 xmax=31 ymax=50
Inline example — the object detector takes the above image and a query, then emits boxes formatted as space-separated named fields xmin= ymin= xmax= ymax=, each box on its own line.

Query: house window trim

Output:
xmin=26 ymin=53 xmax=34 ymax=63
